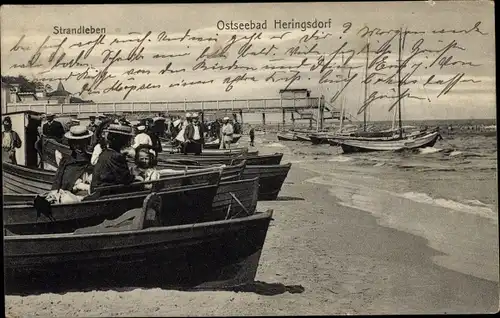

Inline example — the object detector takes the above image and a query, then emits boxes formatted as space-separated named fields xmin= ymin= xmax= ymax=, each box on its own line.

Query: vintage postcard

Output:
xmin=2 ymin=1 xmax=497 ymax=316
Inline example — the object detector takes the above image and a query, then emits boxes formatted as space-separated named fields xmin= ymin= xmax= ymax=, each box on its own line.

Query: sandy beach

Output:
xmin=5 ymin=135 xmax=499 ymax=316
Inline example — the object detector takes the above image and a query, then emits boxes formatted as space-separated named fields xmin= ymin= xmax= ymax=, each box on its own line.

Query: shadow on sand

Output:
xmin=273 ymin=196 xmax=305 ymax=201
xmin=229 ymin=281 xmax=305 ymax=296
xmin=6 ymin=281 xmax=305 ymax=297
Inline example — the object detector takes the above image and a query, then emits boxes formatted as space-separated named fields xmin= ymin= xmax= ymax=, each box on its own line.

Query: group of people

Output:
xmin=171 ymin=113 xmax=239 ymax=154
xmin=44 ymin=118 xmax=166 ymax=204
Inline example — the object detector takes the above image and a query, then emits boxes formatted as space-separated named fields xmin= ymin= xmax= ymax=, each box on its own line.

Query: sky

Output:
xmin=0 ymin=2 xmax=496 ymax=121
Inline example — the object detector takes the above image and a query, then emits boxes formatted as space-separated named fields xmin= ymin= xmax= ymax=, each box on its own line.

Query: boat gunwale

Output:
xmin=5 ymin=210 xmax=274 ymax=241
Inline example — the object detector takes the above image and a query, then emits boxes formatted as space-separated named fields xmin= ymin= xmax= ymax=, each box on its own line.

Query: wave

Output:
xmin=419 ymin=147 xmax=443 ymax=154
xmin=266 ymin=142 xmax=287 ymax=148
xmin=395 ymin=192 xmax=497 ymax=220
xmin=328 ymin=156 xmax=353 ymax=163
xmin=449 ymin=150 xmax=463 ymax=156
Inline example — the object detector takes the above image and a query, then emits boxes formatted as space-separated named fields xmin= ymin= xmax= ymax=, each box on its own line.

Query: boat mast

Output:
xmin=398 ymin=28 xmax=403 ymax=139
xmin=363 ymin=37 xmax=369 ymax=132
xmin=339 ymin=52 xmax=345 ymax=131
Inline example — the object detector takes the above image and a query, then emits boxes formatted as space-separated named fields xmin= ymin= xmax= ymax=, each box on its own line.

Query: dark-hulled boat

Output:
xmin=156 ymin=159 xmax=246 ymax=181
xmin=308 ymin=133 xmax=331 ymax=145
xmin=158 ymin=152 xmax=283 ymax=166
xmin=242 ymin=163 xmax=292 ymax=200
xmin=277 ymin=132 xmax=298 ymax=141
xmin=4 ymin=209 xmax=273 ymax=294
xmin=41 ymin=136 xmax=281 ymax=167
xmin=3 ymin=170 xmax=222 ymax=235
xmin=160 ymin=144 xmax=257 ymax=156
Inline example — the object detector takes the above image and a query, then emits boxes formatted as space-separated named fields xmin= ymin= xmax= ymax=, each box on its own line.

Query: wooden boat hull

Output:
xmin=211 ymin=177 xmax=259 ymax=221
xmin=242 ymin=163 xmax=292 ymax=200
xmin=277 ymin=133 xmax=297 ymax=141
xmin=4 ymin=173 xmax=222 ymax=235
xmin=156 ymin=159 xmax=246 ymax=181
xmin=296 ymin=134 xmax=311 ymax=142
xmin=4 ymin=210 xmax=273 ymax=294
xmin=338 ymin=132 xmax=441 ymax=153
xmin=160 ymin=144 xmax=257 ymax=156
xmin=308 ymin=134 xmax=330 ymax=145
xmin=159 ymin=153 xmax=283 ymax=166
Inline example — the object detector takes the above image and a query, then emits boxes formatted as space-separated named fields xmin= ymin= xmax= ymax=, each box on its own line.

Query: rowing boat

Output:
xmin=160 ymin=144 xmax=257 ymax=156
xmin=334 ymin=131 xmax=441 ymax=153
xmin=158 ymin=152 xmax=283 ymax=166
xmin=3 ymin=170 xmax=222 ymax=235
xmin=277 ymin=132 xmax=298 ymax=141
xmin=241 ymin=163 xmax=292 ymax=200
xmin=4 ymin=209 xmax=273 ymax=294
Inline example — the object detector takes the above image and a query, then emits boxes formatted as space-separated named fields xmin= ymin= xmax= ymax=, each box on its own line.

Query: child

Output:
xmin=249 ymin=125 xmax=255 ymax=147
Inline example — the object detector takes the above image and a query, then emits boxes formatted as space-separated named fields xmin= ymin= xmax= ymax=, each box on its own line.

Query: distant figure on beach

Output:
xmin=2 ymin=116 xmax=22 ymax=164
xmin=87 ymin=115 xmax=98 ymax=132
xmin=42 ymin=113 xmax=65 ymax=141
xmin=249 ymin=125 xmax=255 ymax=147
xmin=220 ymin=117 xmax=234 ymax=150
xmin=184 ymin=112 xmax=204 ymax=155
xmin=176 ymin=113 xmax=192 ymax=154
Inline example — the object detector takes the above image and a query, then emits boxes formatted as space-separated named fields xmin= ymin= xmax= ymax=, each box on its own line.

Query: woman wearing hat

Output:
xmin=51 ymin=125 xmax=94 ymax=199
xmin=2 ymin=116 xmax=22 ymax=164
xmin=90 ymin=124 xmax=137 ymax=193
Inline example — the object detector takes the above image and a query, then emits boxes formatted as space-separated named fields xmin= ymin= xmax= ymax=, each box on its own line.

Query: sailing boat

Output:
xmin=332 ymin=28 xmax=441 ymax=153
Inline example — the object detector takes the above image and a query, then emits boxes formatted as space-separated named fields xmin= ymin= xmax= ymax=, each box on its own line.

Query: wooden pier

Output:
xmin=5 ymin=95 xmax=344 ymax=130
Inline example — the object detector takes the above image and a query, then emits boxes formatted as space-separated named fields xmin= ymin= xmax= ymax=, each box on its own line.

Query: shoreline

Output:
xmin=6 ymin=162 xmax=498 ymax=316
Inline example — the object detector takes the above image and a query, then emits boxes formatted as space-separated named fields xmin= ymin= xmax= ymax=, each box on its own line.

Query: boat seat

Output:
xmin=73 ymin=193 xmax=163 ymax=234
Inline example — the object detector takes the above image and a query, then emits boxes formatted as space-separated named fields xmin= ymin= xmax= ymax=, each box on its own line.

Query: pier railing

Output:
xmin=5 ymin=97 xmax=323 ymax=115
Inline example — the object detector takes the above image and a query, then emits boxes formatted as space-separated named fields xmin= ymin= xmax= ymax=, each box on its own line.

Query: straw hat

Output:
xmin=223 ymin=116 xmax=230 ymax=121
xmin=97 ymin=113 xmax=106 ymax=119
xmin=153 ymin=116 xmax=165 ymax=121
xmin=105 ymin=124 xmax=134 ymax=136
xmin=192 ymin=113 xmax=199 ymax=118
xmin=64 ymin=125 xmax=93 ymax=140
xmin=185 ymin=113 xmax=192 ymax=118
xmin=136 ymin=125 xmax=146 ymax=132
xmin=45 ymin=113 xmax=55 ymax=119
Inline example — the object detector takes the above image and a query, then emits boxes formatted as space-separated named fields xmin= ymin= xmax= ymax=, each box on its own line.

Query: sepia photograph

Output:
xmin=1 ymin=1 xmax=497 ymax=316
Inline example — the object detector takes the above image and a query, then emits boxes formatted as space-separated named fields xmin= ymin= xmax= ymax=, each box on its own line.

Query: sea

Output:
xmin=254 ymin=119 xmax=498 ymax=283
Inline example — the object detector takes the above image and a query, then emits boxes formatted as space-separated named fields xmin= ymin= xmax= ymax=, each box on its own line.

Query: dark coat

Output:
xmin=90 ymin=148 xmax=135 ymax=193
xmin=43 ymin=120 xmax=65 ymax=140
xmin=184 ymin=123 xmax=205 ymax=144
xmin=148 ymin=132 xmax=163 ymax=153
xmin=52 ymin=151 xmax=92 ymax=192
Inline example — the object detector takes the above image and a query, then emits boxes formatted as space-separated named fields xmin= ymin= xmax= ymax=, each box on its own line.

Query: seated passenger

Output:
xmin=42 ymin=125 xmax=94 ymax=204
xmin=90 ymin=124 xmax=136 ymax=193
xmin=131 ymin=144 xmax=161 ymax=189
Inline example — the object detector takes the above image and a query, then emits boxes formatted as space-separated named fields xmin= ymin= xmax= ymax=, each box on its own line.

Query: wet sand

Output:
xmin=5 ymin=138 xmax=499 ymax=316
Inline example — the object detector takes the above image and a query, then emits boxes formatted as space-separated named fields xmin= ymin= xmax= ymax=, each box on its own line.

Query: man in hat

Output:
xmin=91 ymin=124 xmax=137 ymax=192
xmin=220 ymin=116 xmax=234 ymax=149
xmin=42 ymin=113 xmax=65 ymax=141
xmin=87 ymin=115 xmax=98 ymax=132
xmin=184 ymin=112 xmax=204 ymax=155
xmin=2 ymin=116 xmax=22 ymax=164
